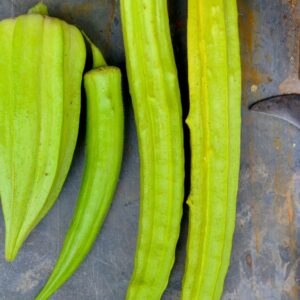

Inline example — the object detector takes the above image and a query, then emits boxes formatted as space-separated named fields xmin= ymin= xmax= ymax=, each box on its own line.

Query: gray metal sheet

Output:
xmin=0 ymin=0 xmax=299 ymax=299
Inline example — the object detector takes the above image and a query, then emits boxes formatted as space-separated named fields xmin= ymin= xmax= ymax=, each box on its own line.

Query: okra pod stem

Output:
xmin=121 ymin=0 xmax=185 ymax=299
xmin=183 ymin=0 xmax=241 ymax=299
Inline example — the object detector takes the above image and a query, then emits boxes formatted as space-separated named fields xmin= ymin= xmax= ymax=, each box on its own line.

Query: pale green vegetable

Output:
xmin=36 ymin=66 xmax=124 ymax=300
xmin=121 ymin=0 xmax=185 ymax=299
xmin=183 ymin=0 xmax=241 ymax=299
xmin=0 ymin=9 xmax=86 ymax=261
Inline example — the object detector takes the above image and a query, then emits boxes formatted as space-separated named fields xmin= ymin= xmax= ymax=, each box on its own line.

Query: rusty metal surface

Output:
xmin=0 ymin=0 xmax=299 ymax=299
xmin=226 ymin=1 xmax=300 ymax=299
xmin=250 ymin=94 xmax=300 ymax=130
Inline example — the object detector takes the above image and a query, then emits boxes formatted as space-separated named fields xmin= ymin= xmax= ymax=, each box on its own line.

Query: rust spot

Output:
xmin=288 ymin=0 xmax=297 ymax=8
xmin=60 ymin=2 xmax=96 ymax=16
xmin=238 ymin=1 xmax=255 ymax=58
xmin=282 ymin=0 xmax=297 ymax=8
xmin=238 ymin=0 xmax=255 ymax=85
xmin=274 ymin=136 xmax=282 ymax=151
xmin=104 ymin=0 xmax=117 ymax=53
xmin=243 ymin=69 xmax=272 ymax=86
xmin=287 ymin=146 xmax=294 ymax=169
xmin=283 ymin=239 xmax=289 ymax=247
xmin=246 ymin=254 xmax=253 ymax=268
xmin=238 ymin=0 xmax=270 ymax=99
xmin=278 ymin=171 xmax=298 ymax=300
xmin=279 ymin=0 xmax=300 ymax=94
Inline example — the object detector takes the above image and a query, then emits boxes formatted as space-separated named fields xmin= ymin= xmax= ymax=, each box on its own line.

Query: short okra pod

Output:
xmin=36 ymin=66 xmax=124 ymax=300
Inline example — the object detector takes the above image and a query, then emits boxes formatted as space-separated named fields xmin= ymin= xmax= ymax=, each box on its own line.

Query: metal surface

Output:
xmin=250 ymin=95 xmax=300 ymax=130
xmin=250 ymin=2 xmax=300 ymax=132
xmin=0 ymin=0 xmax=299 ymax=299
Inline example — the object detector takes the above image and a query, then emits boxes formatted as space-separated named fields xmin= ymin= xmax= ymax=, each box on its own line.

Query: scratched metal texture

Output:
xmin=0 ymin=0 xmax=299 ymax=299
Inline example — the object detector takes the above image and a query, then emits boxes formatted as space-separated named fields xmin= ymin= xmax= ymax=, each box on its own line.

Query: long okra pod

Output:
xmin=121 ymin=1 xmax=185 ymax=299
xmin=183 ymin=0 xmax=241 ymax=299
xmin=36 ymin=66 xmax=124 ymax=300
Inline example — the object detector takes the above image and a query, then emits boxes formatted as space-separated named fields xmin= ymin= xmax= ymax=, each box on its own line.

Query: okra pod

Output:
xmin=15 ymin=21 xmax=87 ymax=252
xmin=36 ymin=66 xmax=124 ymax=300
xmin=121 ymin=0 xmax=185 ymax=299
xmin=0 ymin=8 xmax=86 ymax=260
xmin=183 ymin=0 xmax=241 ymax=299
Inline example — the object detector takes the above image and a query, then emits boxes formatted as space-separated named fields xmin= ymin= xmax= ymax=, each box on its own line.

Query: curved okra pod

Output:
xmin=0 ymin=7 xmax=86 ymax=261
xmin=36 ymin=66 xmax=124 ymax=300
xmin=121 ymin=0 xmax=185 ymax=299
xmin=183 ymin=0 xmax=241 ymax=299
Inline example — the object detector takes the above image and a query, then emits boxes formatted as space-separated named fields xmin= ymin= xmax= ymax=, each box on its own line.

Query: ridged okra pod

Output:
xmin=0 ymin=8 xmax=86 ymax=261
xmin=36 ymin=66 xmax=124 ymax=300
xmin=183 ymin=0 xmax=241 ymax=299
xmin=121 ymin=0 xmax=185 ymax=299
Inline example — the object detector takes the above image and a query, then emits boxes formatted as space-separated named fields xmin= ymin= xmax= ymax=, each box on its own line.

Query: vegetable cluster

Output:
xmin=0 ymin=1 xmax=241 ymax=300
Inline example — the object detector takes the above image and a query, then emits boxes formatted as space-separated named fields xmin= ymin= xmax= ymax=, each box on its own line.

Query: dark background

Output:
xmin=0 ymin=0 xmax=299 ymax=299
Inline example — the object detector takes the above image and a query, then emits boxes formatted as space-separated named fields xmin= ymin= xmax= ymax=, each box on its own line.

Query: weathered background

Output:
xmin=0 ymin=0 xmax=299 ymax=299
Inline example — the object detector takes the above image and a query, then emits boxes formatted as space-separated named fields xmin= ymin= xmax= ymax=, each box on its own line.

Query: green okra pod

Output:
xmin=121 ymin=0 xmax=185 ymax=299
xmin=36 ymin=66 xmax=124 ymax=300
xmin=183 ymin=0 xmax=241 ymax=299
xmin=0 ymin=6 xmax=86 ymax=260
